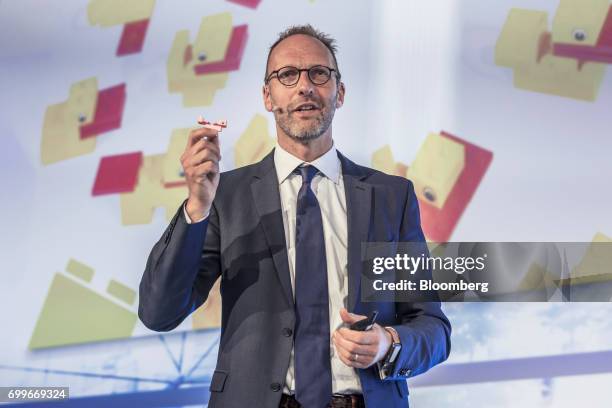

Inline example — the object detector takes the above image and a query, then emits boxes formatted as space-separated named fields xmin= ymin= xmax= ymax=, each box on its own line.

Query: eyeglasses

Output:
xmin=265 ymin=65 xmax=339 ymax=86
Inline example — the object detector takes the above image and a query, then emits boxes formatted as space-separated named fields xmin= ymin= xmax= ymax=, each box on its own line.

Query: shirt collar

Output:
xmin=274 ymin=141 xmax=341 ymax=185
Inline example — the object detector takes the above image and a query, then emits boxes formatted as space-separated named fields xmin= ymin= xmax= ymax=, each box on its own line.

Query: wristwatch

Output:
xmin=378 ymin=326 xmax=401 ymax=378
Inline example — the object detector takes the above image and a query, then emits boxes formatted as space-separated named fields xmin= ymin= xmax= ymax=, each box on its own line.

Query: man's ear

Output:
xmin=263 ymin=84 xmax=273 ymax=112
xmin=335 ymin=81 xmax=345 ymax=109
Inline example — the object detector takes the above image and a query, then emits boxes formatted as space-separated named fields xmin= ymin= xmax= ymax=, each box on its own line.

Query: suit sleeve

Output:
xmin=383 ymin=181 xmax=452 ymax=380
xmin=138 ymin=200 xmax=222 ymax=332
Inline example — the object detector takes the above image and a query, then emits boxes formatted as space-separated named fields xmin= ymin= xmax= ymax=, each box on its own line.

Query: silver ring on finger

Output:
xmin=353 ymin=353 xmax=359 ymax=362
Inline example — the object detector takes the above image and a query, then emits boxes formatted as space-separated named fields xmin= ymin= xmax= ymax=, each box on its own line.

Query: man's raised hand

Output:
xmin=181 ymin=116 xmax=226 ymax=221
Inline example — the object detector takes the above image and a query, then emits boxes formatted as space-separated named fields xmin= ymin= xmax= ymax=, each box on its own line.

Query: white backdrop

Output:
xmin=1 ymin=0 xmax=611 ymax=406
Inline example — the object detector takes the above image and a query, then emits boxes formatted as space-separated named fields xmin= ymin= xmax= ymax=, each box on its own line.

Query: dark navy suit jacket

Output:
xmin=139 ymin=150 xmax=451 ymax=407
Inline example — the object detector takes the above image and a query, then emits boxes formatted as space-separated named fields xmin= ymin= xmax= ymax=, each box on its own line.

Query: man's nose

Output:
xmin=297 ymin=71 xmax=315 ymax=97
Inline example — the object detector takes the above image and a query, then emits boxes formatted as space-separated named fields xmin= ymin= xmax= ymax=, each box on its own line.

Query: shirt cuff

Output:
xmin=183 ymin=202 xmax=209 ymax=224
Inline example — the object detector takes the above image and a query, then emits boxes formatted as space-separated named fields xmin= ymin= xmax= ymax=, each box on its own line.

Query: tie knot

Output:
xmin=297 ymin=165 xmax=318 ymax=185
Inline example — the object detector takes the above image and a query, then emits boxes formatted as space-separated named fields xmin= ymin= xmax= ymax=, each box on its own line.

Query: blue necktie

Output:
xmin=294 ymin=165 xmax=332 ymax=408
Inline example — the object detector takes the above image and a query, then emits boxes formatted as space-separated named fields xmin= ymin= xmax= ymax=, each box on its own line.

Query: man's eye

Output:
xmin=311 ymin=68 xmax=327 ymax=77
xmin=279 ymin=70 xmax=298 ymax=79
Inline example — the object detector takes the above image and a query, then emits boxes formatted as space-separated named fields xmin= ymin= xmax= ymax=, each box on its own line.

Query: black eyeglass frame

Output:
xmin=264 ymin=65 xmax=340 ymax=86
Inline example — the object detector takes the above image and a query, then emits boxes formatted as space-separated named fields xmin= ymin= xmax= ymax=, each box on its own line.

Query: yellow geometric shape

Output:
xmin=180 ymin=77 xmax=228 ymax=107
xmin=120 ymin=154 xmax=188 ymax=225
xmin=162 ymin=128 xmax=190 ymax=186
xmin=40 ymin=77 xmax=99 ymax=165
xmin=514 ymin=54 xmax=606 ymax=101
xmin=234 ymin=114 xmax=275 ymax=168
xmin=107 ymin=279 xmax=137 ymax=306
xmin=496 ymin=4 xmax=609 ymax=101
xmin=192 ymin=277 xmax=222 ymax=329
xmin=406 ymin=133 xmax=465 ymax=209
xmin=570 ymin=232 xmax=612 ymax=283
xmin=371 ymin=145 xmax=397 ymax=176
xmin=66 ymin=258 xmax=95 ymax=283
xmin=66 ymin=77 xmax=98 ymax=124
xmin=87 ymin=0 xmax=156 ymax=27
xmin=593 ymin=232 xmax=612 ymax=242
xmin=193 ymin=13 xmax=233 ymax=64
xmin=552 ymin=0 xmax=610 ymax=46
xmin=29 ymin=272 xmax=137 ymax=349
xmin=518 ymin=262 xmax=557 ymax=293
xmin=166 ymin=14 xmax=233 ymax=107
xmin=167 ymin=30 xmax=191 ymax=92
xmin=495 ymin=9 xmax=548 ymax=68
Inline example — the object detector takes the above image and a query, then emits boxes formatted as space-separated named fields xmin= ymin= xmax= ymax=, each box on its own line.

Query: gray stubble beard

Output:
xmin=273 ymin=98 xmax=336 ymax=145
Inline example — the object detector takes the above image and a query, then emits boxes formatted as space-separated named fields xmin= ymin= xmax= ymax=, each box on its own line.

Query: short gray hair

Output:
xmin=264 ymin=24 xmax=341 ymax=82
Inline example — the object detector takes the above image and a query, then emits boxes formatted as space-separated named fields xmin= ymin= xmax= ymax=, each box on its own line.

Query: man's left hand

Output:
xmin=332 ymin=308 xmax=392 ymax=369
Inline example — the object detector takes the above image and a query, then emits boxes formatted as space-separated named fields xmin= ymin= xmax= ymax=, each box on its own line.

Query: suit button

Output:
xmin=399 ymin=368 xmax=410 ymax=376
xmin=270 ymin=382 xmax=281 ymax=392
xmin=282 ymin=328 xmax=293 ymax=337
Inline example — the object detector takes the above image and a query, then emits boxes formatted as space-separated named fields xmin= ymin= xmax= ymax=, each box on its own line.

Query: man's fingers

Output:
xmin=335 ymin=342 xmax=376 ymax=361
xmin=337 ymin=353 xmax=357 ymax=368
xmin=189 ymin=161 xmax=219 ymax=182
xmin=335 ymin=346 xmax=371 ymax=369
xmin=189 ymin=137 xmax=221 ymax=158
xmin=336 ymin=328 xmax=377 ymax=345
xmin=196 ymin=160 xmax=219 ymax=174
xmin=340 ymin=308 xmax=366 ymax=324
xmin=333 ymin=332 xmax=376 ymax=357
xmin=189 ymin=149 xmax=220 ymax=168
xmin=337 ymin=353 xmax=353 ymax=367
xmin=187 ymin=127 xmax=220 ymax=149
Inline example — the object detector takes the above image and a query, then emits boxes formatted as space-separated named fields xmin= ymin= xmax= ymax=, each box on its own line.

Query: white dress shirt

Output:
xmin=184 ymin=143 xmax=362 ymax=395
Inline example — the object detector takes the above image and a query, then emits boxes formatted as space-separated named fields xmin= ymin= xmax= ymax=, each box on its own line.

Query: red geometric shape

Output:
xmin=597 ymin=5 xmax=612 ymax=48
xmin=193 ymin=25 xmax=248 ymax=75
xmin=417 ymin=131 xmax=493 ymax=242
xmin=552 ymin=6 xmax=612 ymax=64
xmin=164 ymin=180 xmax=187 ymax=189
xmin=537 ymin=32 xmax=552 ymax=63
xmin=117 ymin=19 xmax=150 ymax=56
xmin=553 ymin=42 xmax=612 ymax=64
xmin=92 ymin=152 xmax=143 ymax=196
xmin=184 ymin=44 xmax=193 ymax=67
xmin=227 ymin=0 xmax=261 ymax=9
xmin=80 ymin=83 xmax=127 ymax=139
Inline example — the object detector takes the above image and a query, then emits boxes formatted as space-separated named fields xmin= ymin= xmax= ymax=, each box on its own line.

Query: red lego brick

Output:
xmin=417 ymin=131 xmax=493 ymax=242
xmin=193 ymin=25 xmax=248 ymax=75
xmin=80 ymin=83 xmax=126 ymax=139
xmin=116 ymin=19 xmax=150 ymax=56
xmin=92 ymin=152 xmax=143 ymax=196
xmin=227 ymin=0 xmax=261 ymax=9
xmin=202 ymin=124 xmax=223 ymax=132
xmin=199 ymin=118 xmax=228 ymax=132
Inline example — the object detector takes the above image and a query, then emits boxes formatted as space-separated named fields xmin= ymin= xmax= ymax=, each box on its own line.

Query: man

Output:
xmin=139 ymin=25 xmax=451 ymax=408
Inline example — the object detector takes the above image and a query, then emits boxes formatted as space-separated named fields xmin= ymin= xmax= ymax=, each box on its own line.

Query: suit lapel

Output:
xmin=338 ymin=152 xmax=372 ymax=313
xmin=250 ymin=150 xmax=294 ymax=307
